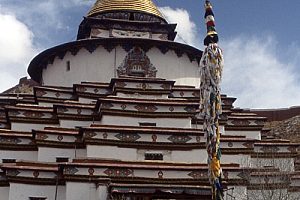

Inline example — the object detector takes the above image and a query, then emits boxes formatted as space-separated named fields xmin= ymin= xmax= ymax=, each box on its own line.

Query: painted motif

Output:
xmin=167 ymin=135 xmax=192 ymax=143
xmin=134 ymin=105 xmax=157 ymax=112
xmin=115 ymin=133 xmax=141 ymax=142
xmin=117 ymin=47 xmax=157 ymax=77
xmin=104 ymin=168 xmax=133 ymax=177
xmin=64 ymin=167 xmax=79 ymax=175
xmin=188 ymin=171 xmax=207 ymax=179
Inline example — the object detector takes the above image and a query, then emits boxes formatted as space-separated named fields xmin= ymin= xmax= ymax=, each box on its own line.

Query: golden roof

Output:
xmin=87 ymin=0 xmax=164 ymax=18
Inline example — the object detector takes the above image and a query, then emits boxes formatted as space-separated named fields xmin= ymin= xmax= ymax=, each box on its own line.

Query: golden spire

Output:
xmin=87 ymin=0 xmax=164 ymax=19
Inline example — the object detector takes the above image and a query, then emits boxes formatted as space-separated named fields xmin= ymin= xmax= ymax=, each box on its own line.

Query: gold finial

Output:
xmin=87 ymin=0 xmax=164 ymax=19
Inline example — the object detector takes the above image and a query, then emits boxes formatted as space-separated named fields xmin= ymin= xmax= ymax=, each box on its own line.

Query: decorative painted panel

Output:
xmin=168 ymin=135 xmax=192 ymax=143
xmin=101 ymin=103 xmax=114 ymax=109
xmin=84 ymin=131 xmax=97 ymax=139
xmin=231 ymin=120 xmax=251 ymax=126
xmin=117 ymin=47 xmax=157 ymax=78
xmin=242 ymin=142 xmax=254 ymax=148
xmin=23 ymin=111 xmax=45 ymax=118
xmin=188 ymin=171 xmax=207 ymax=179
xmin=260 ymin=146 xmax=280 ymax=153
xmin=184 ymin=106 xmax=197 ymax=113
xmin=115 ymin=133 xmax=141 ymax=142
xmin=36 ymin=133 xmax=48 ymax=140
xmin=0 ymin=137 xmax=22 ymax=144
xmin=35 ymin=90 xmax=47 ymax=97
xmin=134 ymin=105 xmax=157 ymax=112
xmin=136 ymin=83 xmax=152 ymax=90
xmin=6 ymin=169 xmax=20 ymax=177
xmin=103 ymin=168 xmax=133 ymax=177
xmin=64 ymin=167 xmax=79 ymax=175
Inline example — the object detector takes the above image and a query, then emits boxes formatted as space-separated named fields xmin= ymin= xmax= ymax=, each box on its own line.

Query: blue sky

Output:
xmin=0 ymin=0 xmax=299 ymax=108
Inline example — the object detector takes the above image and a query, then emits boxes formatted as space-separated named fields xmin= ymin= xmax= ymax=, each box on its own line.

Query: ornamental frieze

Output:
xmin=101 ymin=103 xmax=114 ymax=109
xmin=35 ymin=90 xmax=47 ymax=97
xmin=114 ymin=132 xmax=141 ymax=142
xmin=103 ymin=168 xmax=133 ymax=177
xmin=167 ymin=135 xmax=192 ymax=143
xmin=231 ymin=120 xmax=251 ymax=126
xmin=134 ymin=105 xmax=158 ymax=112
xmin=242 ymin=142 xmax=254 ymax=148
xmin=184 ymin=106 xmax=197 ymax=113
xmin=36 ymin=133 xmax=48 ymax=140
xmin=0 ymin=137 xmax=22 ymax=144
xmin=260 ymin=146 xmax=280 ymax=153
xmin=23 ymin=111 xmax=45 ymax=118
xmin=6 ymin=169 xmax=20 ymax=177
xmin=84 ymin=131 xmax=97 ymax=139
xmin=117 ymin=47 xmax=157 ymax=78
xmin=136 ymin=83 xmax=152 ymax=90
xmin=64 ymin=167 xmax=79 ymax=175
xmin=188 ymin=171 xmax=207 ymax=179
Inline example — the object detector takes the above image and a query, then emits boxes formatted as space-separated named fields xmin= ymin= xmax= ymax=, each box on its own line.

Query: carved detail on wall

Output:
xmin=184 ymin=106 xmax=197 ymax=113
xmin=115 ymin=133 xmax=141 ymax=142
xmin=64 ymin=167 xmax=79 ymax=175
xmin=231 ymin=120 xmax=251 ymax=126
xmin=260 ymin=146 xmax=280 ymax=153
xmin=134 ymin=105 xmax=158 ymax=112
xmin=115 ymin=82 xmax=127 ymax=88
xmin=23 ymin=111 xmax=45 ymax=118
xmin=9 ymin=110 xmax=21 ymax=116
xmin=160 ymin=84 xmax=171 ymax=90
xmin=254 ymin=120 xmax=265 ymax=126
xmin=7 ymin=169 xmax=20 ymax=177
xmin=85 ymin=43 xmax=99 ymax=53
xmin=88 ymin=168 xmax=95 ymax=176
xmin=35 ymin=90 xmax=47 ymax=97
xmin=288 ymin=146 xmax=297 ymax=153
xmin=57 ymin=107 xmax=69 ymax=113
xmin=33 ymin=171 xmax=39 ymax=178
xmin=188 ymin=171 xmax=207 ymax=179
xmin=84 ymin=131 xmax=97 ymax=139
xmin=117 ymin=47 xmax=157 ymax=78
xmin=152 ymin=134 xmax=157 ymax=142
xmin=242 ymin=142 xmax=254 ymax=148
xmin=36 ymin=133 xmax=48 ymax=140
xmin=136 ymin=83 xmax=152 ymax=90
xmin=168 ymin=135 xmax=192 ymax=143
xmin=104 ymin=168 xmax=133 ymax=177
xmin=0 ymin=137 xmax=22 ymax=144
xmin=158 ymin=170 xmax=164 ymax=179
xmin=76 ymin=86 xmax=87 ymax=93
xmin=101 ymin=103 xmax=114 ymax=109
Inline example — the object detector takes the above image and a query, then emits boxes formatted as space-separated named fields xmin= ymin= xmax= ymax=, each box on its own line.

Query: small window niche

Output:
xmin=145 ymin=153 xmax=163 ymax=161
xmin=66 ymin=61 xmax=71 ymax=71
xmin=29 ymin=197 xmax=47 ymax=200
xmin=56 ymin=157 xmax=69 ymax=163
xmin=2 ymin=159 xmax=16 ymax=163
xmin=139 ymin=122 xmax=156 ymax=127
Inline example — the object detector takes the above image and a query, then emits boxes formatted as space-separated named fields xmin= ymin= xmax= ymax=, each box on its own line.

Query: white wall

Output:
xmin=225 ymin=130 xmax=261 ymax=140
xmin=38 ymin=147 xmax=86 ymax=162
xmin=66 ymin=182 xmax=96 ymax=200
xmin=9 ymin=183 xmax=65 ymax=200
xmin=0 ymin=187 xmax=9 ymax=200
xmin=42 ymin=46 xmax=200 ymax=88
xmin=0 ymin=150 xmax=37 ymax=163
xmin=100 ymin=115 xmax=191 ymax=128
xmin=87 ymin=145 xmax=205 ymax=163
xmin=11 ymin=123 xmax=53 ymax=132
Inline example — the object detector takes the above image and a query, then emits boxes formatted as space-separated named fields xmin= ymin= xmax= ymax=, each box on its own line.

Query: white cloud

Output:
xmin=159 ymin=7 xmax=200 ymax=47
xmin=159 ymin=7 xmax=300 ymax=108
xmin=221 ymin=36 xmax=300 ymax=108
xmin=0 ymin=11 xmax=37 ymax=92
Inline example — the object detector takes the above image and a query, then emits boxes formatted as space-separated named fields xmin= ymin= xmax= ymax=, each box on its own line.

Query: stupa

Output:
xmin=0 ymin=0 xmax=299 ymax=199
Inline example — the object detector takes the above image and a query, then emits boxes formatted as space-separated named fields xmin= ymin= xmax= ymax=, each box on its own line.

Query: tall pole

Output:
xmin=199 ymin=1 xmax=224 ymax=200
